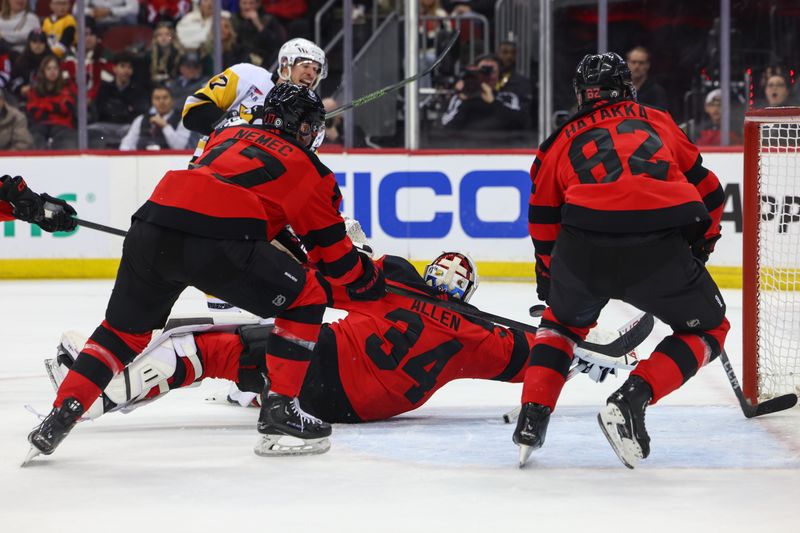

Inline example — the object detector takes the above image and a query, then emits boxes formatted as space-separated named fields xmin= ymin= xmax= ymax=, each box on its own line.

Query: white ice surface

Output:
xmin=0 ymin=281 xmax=798 ymax=533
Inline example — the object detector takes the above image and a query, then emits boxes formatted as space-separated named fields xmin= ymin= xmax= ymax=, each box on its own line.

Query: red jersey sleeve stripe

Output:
xmin=302 ymin=222 xmax=348 ymax=250
xmin=529 ymin=223 xmax=560 ymax=242
xmin=489 ymin=328 xmax=531 ymax=382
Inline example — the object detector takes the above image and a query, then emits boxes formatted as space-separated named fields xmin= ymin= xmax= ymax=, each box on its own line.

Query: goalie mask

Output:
xmin=263 ymin=83 xmax=326 ymax=150
xmin=278 ymin=38 xmax=328 ymax=91
xmin=573 ymin=52 xmax=636 ymax=108
xmin=424 ymin=252 xmax=479 ymax=302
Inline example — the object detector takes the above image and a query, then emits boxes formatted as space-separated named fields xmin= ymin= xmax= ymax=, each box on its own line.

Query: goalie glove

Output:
xmin=570 ymin=358 xmax=617 ymax=383
xmin=344 ymin=217 xmax=374 ymax=258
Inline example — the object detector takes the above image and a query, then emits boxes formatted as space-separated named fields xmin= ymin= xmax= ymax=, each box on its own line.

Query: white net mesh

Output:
xmin=756 ymin=121 xmax=800 ymax=400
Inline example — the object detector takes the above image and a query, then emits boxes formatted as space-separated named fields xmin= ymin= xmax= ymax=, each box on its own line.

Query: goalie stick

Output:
xmin=717 ymin=349 xmax=797 ymax=418
xmin=324 ymin=30 xmax=460 ymax=120
xmin=386 ymin=285 xmax=654 ymax=357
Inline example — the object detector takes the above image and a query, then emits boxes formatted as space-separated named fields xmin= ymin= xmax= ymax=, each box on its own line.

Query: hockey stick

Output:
xmin=324 ymin=30 xmax=460 ymax=120
xmin=386 ymin=285 xmax=654 ymax=357
xmin=74 ymin=218 xmax=128 ymax=237
xmin=717 ymin=349 xmax=797 ymax=418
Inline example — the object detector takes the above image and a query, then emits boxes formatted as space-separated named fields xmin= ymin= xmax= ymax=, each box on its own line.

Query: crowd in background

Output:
xmin=0 ymin=0 xmax=797 ymax=151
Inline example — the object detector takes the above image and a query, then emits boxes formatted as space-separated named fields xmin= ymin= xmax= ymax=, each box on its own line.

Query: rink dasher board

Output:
xmin=0 ymin=151 xmax=750 ymax=287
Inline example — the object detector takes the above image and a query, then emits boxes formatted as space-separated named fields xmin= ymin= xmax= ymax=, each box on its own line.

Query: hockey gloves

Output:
xmin=0 ymin=175 xmax=76 ymax=233
xmin=346 ymin=254 xmax=386 ymax=301
xmin=691 ymin=234 xmax=721 ymax=264
xmin=535 ymin=262 xmax=550 ymax=303
xmin=38 ymin=194 xmax=77 ymax=233
xmin=1 ymin=175 xmax=43 ymax=223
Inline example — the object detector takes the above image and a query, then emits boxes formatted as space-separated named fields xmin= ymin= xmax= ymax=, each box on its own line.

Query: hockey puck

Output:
xmin=529 ymin=304 xmax=546 ymax=318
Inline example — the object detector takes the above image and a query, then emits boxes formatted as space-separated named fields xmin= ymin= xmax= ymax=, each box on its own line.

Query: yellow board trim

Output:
xmin=0 ymin=258 xmax=744 ymax=289
xmin=0 ymin=259 xmax=121 ymax=279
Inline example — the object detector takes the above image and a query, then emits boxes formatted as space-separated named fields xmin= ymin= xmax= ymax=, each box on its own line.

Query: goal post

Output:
xmin=742 ymin=106 xmax=800 ymax=404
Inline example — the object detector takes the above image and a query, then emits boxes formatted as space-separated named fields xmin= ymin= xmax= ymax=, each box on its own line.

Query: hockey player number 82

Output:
xmin=365 ymin=308 xmax=464 ymax=404
xmin=567 ymin=118 xmax=670 ymax=184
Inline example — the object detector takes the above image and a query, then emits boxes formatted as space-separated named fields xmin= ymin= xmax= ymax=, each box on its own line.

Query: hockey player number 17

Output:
xmin=567 ymin=118 xmax=670 ymax=184
xmin=365 ymin=308 xmax=464 ymax=404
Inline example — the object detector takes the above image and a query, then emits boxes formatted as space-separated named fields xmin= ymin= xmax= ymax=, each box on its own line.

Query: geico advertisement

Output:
xmin=0 ymin=156 xmax=114 ymax=258
xmin=0 ymin=152 xmax=755 ymax=266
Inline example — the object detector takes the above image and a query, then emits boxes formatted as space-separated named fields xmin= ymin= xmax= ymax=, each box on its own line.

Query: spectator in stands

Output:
xmin=441 ymin=54 xmax=526 ymax=133
xmin=625 ymin=46 xmax=668 ymax=109
xmin=166 ymin=50 xmax=205 ymax=113
xmin=146 ymin=0 xmax=191 ymax=25
xmin=147 ymin=21 xmax=180 ymax=85
xmin=0 ymin=38 xmax=12 ymax=90
xmin=200 ymin=13 xmax=244 ymax=73
xmin=62 ymin=17 xmax=113 ymax=101
xmin=75 ymin=0 xmax=138 ymax=34
xmin=89 ymin=51 xmax=147 ymax=147
xmin=233 ymin=0 xmax=285 ymax=67
xmin=26 ymin=54 xmax=77 ymax=149
xmin=176 ymin=0 xmax=221 ymax=51
xmin=0 ymin=0 xmax=41 ymax=53
xmin=694 ymin=88 xmax=742 ymax=146
xmin=94 ymin=51 xmax=147 ymax=123
xmin=9 ymin=29 xmax=50 ymax=101
xmin=0 ymin=87 xmax=33 ymax=149
xmin=42 ymin=0 xmax=76 ymax=58
xmin=263 ymin=0 xmax=310 ymax=41
xmin=322 ymin=96 xmax=367 ymax=148
xmin=119 ymin=84 xmax=189 ymax=150
xmin=764 ymin=73 xmax=796 ymax=107
xmin=496 ymin=40 xmax=533 ymax=125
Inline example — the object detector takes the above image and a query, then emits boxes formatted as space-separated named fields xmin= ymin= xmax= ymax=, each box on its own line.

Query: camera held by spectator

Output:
xmin=457 ymin=64 xmax=494 ymax=100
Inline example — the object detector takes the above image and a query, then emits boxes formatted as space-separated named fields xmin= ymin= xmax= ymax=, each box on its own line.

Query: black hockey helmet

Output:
xmin=263 ymin=83 xmax=326 ymax=150
xmin=573 ymin=52 xmax=637 ymax=108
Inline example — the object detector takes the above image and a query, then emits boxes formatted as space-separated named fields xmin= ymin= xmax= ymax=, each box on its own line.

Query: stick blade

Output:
xmin=753 ymin=393 xmax=798 ymax=417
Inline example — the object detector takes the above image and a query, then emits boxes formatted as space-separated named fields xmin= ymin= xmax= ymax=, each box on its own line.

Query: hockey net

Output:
xmin=743 ymin=107 xmax=800 ymax=403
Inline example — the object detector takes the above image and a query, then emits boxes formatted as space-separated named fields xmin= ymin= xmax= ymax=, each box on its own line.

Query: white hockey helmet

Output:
xmin=278 ymin=38 xmax=328 ymax=90
xmin=424 ymin=252 xmax=479 ymax=302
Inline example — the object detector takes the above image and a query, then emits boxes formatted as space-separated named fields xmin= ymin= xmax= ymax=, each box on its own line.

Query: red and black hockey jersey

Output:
xmin=528 ymin=100 xmax=724 ymax=272
xmin=25 ymin=85 xmax=76 ymax=129
xmin=134 ymin=125 xmax=365 ymax=285
xmin=324 ymin=255 xmax=534 ymax=421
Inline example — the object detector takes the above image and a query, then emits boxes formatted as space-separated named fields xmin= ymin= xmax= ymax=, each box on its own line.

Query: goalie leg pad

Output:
xmin=45 ymin=331 xmax=106 ymax=420
xmin=104 ymin=332 xmax=202 ymax=405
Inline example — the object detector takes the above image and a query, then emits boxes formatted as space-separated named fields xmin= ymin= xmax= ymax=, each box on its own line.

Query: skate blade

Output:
xmin=597 ymin=405 xmax=642 ymax=469
xmin=254 ymin=434 xmax=331 ymax=457
xmin=20 ymin=446 xmax=42 ymax=467
xmin=518 ymin=444 xmax=534 ymax=468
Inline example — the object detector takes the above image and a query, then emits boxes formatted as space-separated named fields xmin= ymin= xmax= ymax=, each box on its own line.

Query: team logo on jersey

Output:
xmin=686 ymin=318 xmax=701 ymax=328
xmin=272 ymin=295 xmax=287 ymax=307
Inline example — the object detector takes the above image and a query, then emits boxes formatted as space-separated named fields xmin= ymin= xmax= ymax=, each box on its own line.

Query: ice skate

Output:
xmin=255 ymin=389 xmax=331 ymax=456
xmin=513 ymin=403 xmax=551 ymax=467
xmin=23 ymin=397 xmax=84 ymax=466
xmin=598 ymin=375 xmax=652 ymax=469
